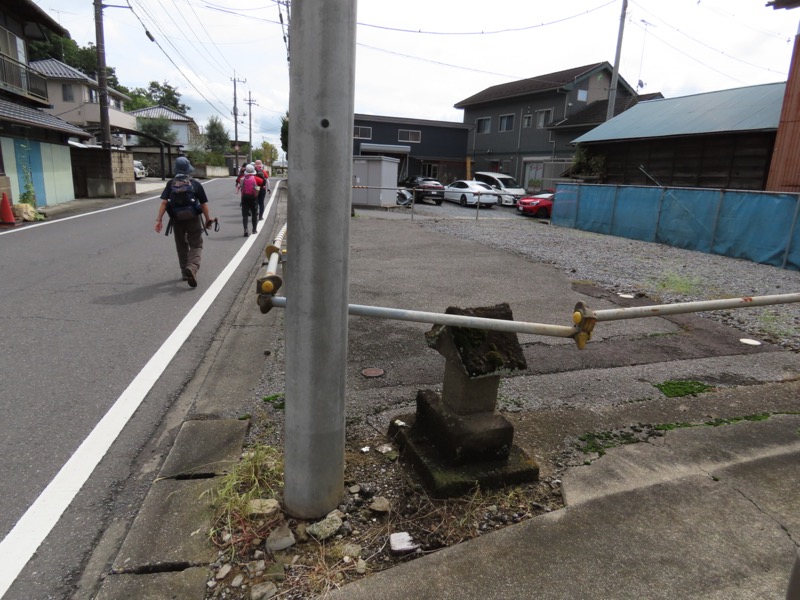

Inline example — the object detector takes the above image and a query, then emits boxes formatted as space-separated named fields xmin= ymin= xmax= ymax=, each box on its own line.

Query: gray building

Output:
xmin=353 ymin=114 xmax=469 ymax=184
xmin=454 ymin=62 xmax=644 ymax=191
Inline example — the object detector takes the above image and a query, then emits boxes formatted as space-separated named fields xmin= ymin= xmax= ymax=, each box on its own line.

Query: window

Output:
xmin=422 ymin=163 xmax=438 ymax=178
xmin=535 ymin=109 xmax=553 ymax=129
xmin=88 ymin=89 xmax=98 ymax=103
xmin=476 ymin=117 xmax=490 ymax=134
xmin=499 ymin=114 xmax=514 ymax=132
xmin=523 ymin=114 xmax=533 ymax=128
xmin=353 ymin=125 xmax=372 ymax=139
xmin=398 ymin=129 xmax=421 ymax=143
xmin=62 ymin=84 xmax=74 ymax=102
xmin=577 ymin=89 xmax=588 ymax=102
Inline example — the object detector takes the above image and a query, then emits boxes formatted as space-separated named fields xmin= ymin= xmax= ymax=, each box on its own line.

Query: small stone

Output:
xmin=369 ymin=497 xmax=391 ymax=513
xmin=207 ymin=580 xmax=216 ymax=588
xmin=295 ymin=522 xmax=309 ymax=542
xmin=253 ymin=550 xmax=265 ymax=560
xmin=247 ymin=498 xmax=281 ymax=518
xmin=376 ymin=443 xmax=393 ymax=454
xmin=327 ymin=508 xmax=346 ymax=520
xmin=487 ymin=505 xmax=498 ymax=513
xmin=348 ymin=484 xmax=361 ymax=494
xmin=360 ymin=446 xmax=370 ymax=453
xmin=215 ymin=563 xmax=232 ymax=580
xmin=246 ymin=560 xmax=266 ymax=576
xmin=266 ymin=521 xmax=296 ymax=552
xmin=250 ymin=581 xmax=278 ymax=600
xmin=390 ymin=532 xmax=418 ymax=554
xmin=356 ymin=558 xmax=367 ymax=574
xmin=231 ymin=573 xmax=245 ymax=588
xmin=307 ymin=514 xmax=343 ymax=540
xmin=222 ymin=531 xmax=232 ymax=543
xmin=394 ymin=419 xmax=406 ymax=427
xmin=265 ymin=562 xmax=286 ymax=582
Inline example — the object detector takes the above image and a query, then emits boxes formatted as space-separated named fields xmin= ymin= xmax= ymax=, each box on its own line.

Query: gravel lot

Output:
xmin=412 ymin=208 xmax=800 ymax=351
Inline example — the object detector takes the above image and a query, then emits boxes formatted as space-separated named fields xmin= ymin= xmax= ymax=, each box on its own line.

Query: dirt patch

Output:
xmin=204 ymin=423 xmax=564 ymax=600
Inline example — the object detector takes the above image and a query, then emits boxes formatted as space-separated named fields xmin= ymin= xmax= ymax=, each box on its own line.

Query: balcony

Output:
xmin=0 ymin=54 xmax=49 ymax=105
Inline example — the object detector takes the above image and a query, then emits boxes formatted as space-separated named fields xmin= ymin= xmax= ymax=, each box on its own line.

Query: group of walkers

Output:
xmin=154 ymin=156 xmax=273 ymax=288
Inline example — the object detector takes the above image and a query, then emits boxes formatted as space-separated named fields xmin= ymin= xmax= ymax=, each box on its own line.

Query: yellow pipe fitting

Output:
xmin=261 ymin=280 xmax=275 ymax=294
xmin=571 ymin=301 xmax=597 ymax=350
xmin=265 ymin=244 xmax=279 ymax=257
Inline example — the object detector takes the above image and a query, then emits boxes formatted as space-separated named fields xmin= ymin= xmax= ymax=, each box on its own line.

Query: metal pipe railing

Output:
xmin=262 ymin=291 xmax=800 ymax=349
xmin=592 ymin=293 xmax=800 ymax=322
xmin=266 ymin=296 xmax=578 ymax=338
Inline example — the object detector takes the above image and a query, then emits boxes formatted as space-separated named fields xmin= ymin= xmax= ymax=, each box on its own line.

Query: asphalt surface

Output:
xmin=18 ymin=187 xmax=798 ymax=599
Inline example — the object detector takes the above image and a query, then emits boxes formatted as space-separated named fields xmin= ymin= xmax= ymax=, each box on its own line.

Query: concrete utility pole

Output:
xmin=606 ymin=0 xmax=628 ymax=122
xmin=246 ymin=91 xmax=258 ymax=163
xmin=92 ymin=0 xmax=111 ymax=149
xmin=232 ymin=73 xmax=246 ymax=170
xmin=284 ymin=0 xmax=357 ymax=519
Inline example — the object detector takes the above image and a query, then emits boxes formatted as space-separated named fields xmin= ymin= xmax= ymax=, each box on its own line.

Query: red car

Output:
xmin=517 ymin=192 xmax=554 ymax=218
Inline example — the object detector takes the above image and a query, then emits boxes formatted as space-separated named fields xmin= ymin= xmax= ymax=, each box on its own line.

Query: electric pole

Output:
xmin=606 ymin=0 xmax=628 ymax=122
xmin=93 ymin=0 xmax=111 ymax=150
xmin=232 ymin=73 xmax=246 ymax=171
xmin=246 ymin=91 xmax=258 ymax=163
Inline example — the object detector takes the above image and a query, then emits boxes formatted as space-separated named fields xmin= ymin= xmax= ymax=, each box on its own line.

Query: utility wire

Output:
xmin=357 ymin=0 xmax=616 ymax=36
xmin=630 ymin=0 xmax=790 ymax=76
xmin=125 ymin=0 xmax=232 ymax=121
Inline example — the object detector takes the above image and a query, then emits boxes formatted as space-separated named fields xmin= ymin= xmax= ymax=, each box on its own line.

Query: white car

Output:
xmin=133 ymin=160 xmax=147 ymax=180
xmin=443 ymin=180 xmax=500 ymax=207
xmin=474 ymin=172 xmax=526 ymax=206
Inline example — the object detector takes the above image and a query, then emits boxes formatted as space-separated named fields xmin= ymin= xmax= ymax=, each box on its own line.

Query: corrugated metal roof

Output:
xmin=572 ymin=82 xmax=785 ymax=144
xmin=0 ymin=97 xmax=92 ymax=138
xmin=128 ymin=105 xmax=193 ymax=122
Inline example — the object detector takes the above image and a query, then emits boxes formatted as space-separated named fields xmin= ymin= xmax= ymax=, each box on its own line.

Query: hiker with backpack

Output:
xmin=254 ymin=159 xmax=271 ymax=221
xmin=154 ymin=156 xmax=213 ymax=288
xmin=237 ymin=163 xmax=265 ymax=237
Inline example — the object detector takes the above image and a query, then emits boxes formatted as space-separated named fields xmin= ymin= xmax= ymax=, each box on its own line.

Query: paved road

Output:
xmin=0 ymin=178 xmax=278 ymax=600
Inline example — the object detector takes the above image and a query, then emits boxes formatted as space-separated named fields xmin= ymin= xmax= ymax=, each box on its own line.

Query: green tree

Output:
xmin=136 ymin=116 xmax=177 ymax=143
xmin=280 ymin=112 xmax=289 ymax=154
xmin=261 ymin=141 xmax=279 ymax=166
xmin=205 ymin=116 xmax=230 ymax=154
xmin=142 ymin=81 xmax=189 ymax=113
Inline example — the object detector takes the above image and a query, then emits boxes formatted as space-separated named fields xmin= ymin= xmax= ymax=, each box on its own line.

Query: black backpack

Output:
xmin=167 ymin=174 xmax=201 ymax=221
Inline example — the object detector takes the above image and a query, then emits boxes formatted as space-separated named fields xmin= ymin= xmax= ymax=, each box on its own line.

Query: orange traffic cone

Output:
xmin=0 ymin=192 xmax=16 ymax=227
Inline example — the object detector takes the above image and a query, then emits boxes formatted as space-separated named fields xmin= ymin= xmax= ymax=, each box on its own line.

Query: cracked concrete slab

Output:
xmin=94 ymin=567 xmax=208 ymax=600
xmin=562 ymin=414 xmax=800 ymax=505
xmin=112 ymin=478 xmax=217 ymax=573
xmin=159 ymin=419 xmax=249 ymax=479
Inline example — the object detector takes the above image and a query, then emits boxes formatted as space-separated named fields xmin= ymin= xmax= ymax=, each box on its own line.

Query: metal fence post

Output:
xmin=782 ymin=193 xmax=800 ymax=269
xmin=284 ymin=0 xmax=356 ymax=518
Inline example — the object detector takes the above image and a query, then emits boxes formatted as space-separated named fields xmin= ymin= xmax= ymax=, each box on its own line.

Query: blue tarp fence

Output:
xmin=551 ymin=183 xmax=800 ymax=272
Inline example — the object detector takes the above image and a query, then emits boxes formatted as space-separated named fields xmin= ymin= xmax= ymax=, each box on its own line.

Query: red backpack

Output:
xmin=241 ymin=174 xmax=259 ymax=198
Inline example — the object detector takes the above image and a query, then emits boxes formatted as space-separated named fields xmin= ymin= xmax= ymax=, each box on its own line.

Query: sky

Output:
xmin=30 ymin=0 xmax=800 ymax=156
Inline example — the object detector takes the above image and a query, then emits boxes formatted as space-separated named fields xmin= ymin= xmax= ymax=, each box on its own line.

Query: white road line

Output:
xmin=0 ymin=187 xmax=277 ymax=598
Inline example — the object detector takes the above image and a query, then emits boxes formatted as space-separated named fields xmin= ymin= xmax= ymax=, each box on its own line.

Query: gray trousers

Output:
xmin=172 ymin=217 xmax=204 ymax=275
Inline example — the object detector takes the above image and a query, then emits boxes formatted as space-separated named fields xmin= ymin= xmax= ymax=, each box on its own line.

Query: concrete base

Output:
xmin=389 ymin=413 xmax=539 ymax=498
xmin=415 ymin=389 xmax=513 ymax=463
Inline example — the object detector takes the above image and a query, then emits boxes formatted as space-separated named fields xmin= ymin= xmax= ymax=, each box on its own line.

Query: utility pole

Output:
xmin=606 ymin=0 xmax=628 ymax=122
xmin=284 ymin=0 xmax=357 ymax=518
xmin=232 ymin=73 xmax=246 ymax=171
xmin=93 ymin=0 xmax=111 ymax=149
xmin=246 ymin=91 xmax=258 ymax=163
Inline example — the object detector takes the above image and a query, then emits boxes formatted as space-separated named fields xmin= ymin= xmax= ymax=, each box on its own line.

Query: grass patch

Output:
xmin=653 ymin=379 xmax=713 ymax=398
xmin=263 ymin=392 xmax=285 ymax=410
xmin=655 ymin=271 xmax=703 ymax=296
xmin=757 ymin=310 xmax=795 ymax=339
xmin=576 ymin=430 xmax=639 ymax=457
xmin=207 ymin=444 xmax=284 ymax=559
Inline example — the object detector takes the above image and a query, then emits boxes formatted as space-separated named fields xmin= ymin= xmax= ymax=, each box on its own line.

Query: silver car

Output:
xmin=133 ymin=160 xmax=147 ymax=180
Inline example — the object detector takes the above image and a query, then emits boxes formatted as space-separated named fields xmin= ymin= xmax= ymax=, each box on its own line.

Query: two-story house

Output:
xmin=353 ymin=114 xmax=469 ymax=184
xmin=30 ymin=57 xmax=136 ymax=147
xmin=0 ymin=0 xmax=92 ymax=208
xmin=454 ymin=62 xmax=641 ymax=191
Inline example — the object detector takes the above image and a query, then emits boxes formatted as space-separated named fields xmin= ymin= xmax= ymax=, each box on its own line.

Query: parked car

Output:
xmin=443 ymin=180 xmax=499 ymax=207
xmin=398 ymin=176 xmax=444 ymax=205
xmin=517 ymin=192 xmax=554 ymax=218
xmin=474 ymin=171 xmax=526 ymax=206
xmin=133 ymin=160 xmax=147 ymax=180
